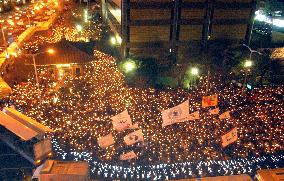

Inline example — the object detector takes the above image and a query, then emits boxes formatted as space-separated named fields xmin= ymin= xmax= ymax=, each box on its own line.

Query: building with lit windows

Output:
xmin=101 ymin=0 xmax=256 ymax=63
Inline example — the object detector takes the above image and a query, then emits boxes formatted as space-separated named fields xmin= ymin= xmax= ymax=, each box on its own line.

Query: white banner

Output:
xmin=187 ymin=111 xmax=200 ymax=120
xmin=127 ymin=123 xmax=139 ymax=130
xmin=111 ymin=110 xmax=132 ymax=132
xmin=219 ymin=111 xmax=231 ymax=120
xmin=97 ymin=134 xmax=115 ymax=148
xmin=124 ymin=129 xmax=144 ymax=145
xmin=120 ymin=151 xmax=137 ymax=160
xmin=221 ymin=127 xmax=238 ymax=147
xmin=162 ymin=100 xmax=189 ymax=127
xmin=209 ymin=107 xmax=220 ymax=115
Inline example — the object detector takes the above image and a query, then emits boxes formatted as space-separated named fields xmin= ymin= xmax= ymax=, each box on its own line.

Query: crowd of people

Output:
xmin=0 ymin=2 xmax=282 ymax=180
xmin=22 ymin=3 xmax=103 ymax=54
xmin=1 ymin=49 xmax=283 ymax=180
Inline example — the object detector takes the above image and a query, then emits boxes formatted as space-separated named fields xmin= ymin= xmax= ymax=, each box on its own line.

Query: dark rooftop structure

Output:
xmin=36 ymin=40 xmax=94 ymax=66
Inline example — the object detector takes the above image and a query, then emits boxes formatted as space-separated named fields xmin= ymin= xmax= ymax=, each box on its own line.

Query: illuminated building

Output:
xmin=101 ymin=0 xmax=256 ymax=62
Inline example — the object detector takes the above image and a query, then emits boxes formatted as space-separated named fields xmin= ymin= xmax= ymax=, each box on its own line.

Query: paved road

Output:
xmin=0 ymin=2 xmax=58 ymax=52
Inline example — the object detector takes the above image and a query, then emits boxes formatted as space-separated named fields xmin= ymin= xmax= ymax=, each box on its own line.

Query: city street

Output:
xmin=0 ymin=1 xmax=283 ymax=180
xmin=0 ymin=1 xmax=59 ymax=54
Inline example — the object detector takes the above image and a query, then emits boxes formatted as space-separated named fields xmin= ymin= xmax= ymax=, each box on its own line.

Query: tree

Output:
xmin=263 ymin=0 xmax=284 ymax=13
xmin=253 ymin=49 xmax=284 ymax=85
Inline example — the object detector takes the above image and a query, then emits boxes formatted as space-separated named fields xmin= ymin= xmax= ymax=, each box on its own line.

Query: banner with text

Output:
xmin=111 ymin=110 xmax=132 ymax=132
xmin=221 ymin=127 xmax=238 ymax=147
xmin=202 ymin=94 xmax=218 ymax=108
xmin=162 ymin=100 xmax=189 ymax=127
xmin=124 ymin=129 xmax=144 ymax=145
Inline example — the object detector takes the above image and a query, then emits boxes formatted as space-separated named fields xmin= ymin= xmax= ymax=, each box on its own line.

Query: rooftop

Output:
xmin=35 ymin=40 xmax=94 ymax=66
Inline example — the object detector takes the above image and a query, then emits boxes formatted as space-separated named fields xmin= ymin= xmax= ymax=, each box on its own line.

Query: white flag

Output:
xmin=111 ymin=110 xmax=132 ymax=132
xmin=187 ymin=111 xmax=200 ymax=120
xmin=219 ymin=111 xmax=231 ymax=120
xmin=124 ymin=129 xmax=144 ymax=145
xmin=209 ymin=107 xmax=220 ymax=115
xmin=120 ymin=151 xmax=137 ymax=160
xmin=97 ymin=134 xmax=115 ymax=149
xmin=162 ymin=100 xmax=189 ymax=127
xmin=221 ymin=127 xmax=238 ymax=147
xmin=127 ymin=123 xmax=139 ymax=130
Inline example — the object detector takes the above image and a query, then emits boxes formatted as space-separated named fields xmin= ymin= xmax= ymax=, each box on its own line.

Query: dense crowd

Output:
xmin=1 ymin=50 xmax=283 ymax=180
xmin=22 ymin=3 xmax=103 ymax=54
xmin=0 ymin=1 xmax=60 ymax=54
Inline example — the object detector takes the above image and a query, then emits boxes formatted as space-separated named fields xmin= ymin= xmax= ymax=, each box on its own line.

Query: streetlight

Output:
xmin=76 ymin=24 xmax=83 ymax=32
xmin=23 ymin=49 xmax=55 ymax=87
xmin=186 ymin=67 xmax=199 ymax=89
xmin=244 ymin=60 xmax=253 ymax=68
xmin=191 ymin=67 xmax=199 ymax=76
xmin=242 ymin=44 xmax=262 ymax=60
xmin=190 ymin=67 xmax=199 ymax=88
xmin=110 ymin=36 xmax=117 ymax=45
xmin=84 ymin=9 xmax=88 ymax=23
xmin=241 ymin=44 xmax=261 ymax=94
xmin=110 ymin=35 xmax=122 ymax=46
xmin=123 ymin=60 xmax=137 ymax=73
xmin=47 ymin=49 xmax=55 ymax=54
xmin=242 ymin=60 xmax=253 ymax=94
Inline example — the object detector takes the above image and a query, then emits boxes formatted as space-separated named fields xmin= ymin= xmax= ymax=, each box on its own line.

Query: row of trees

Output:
xmin=119 ymin=42 xmax=283 ymax=89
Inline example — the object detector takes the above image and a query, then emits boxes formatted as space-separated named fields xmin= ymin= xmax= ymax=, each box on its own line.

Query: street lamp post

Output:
xmin=123 ymin=60 xmax=137 ymax=74
xmin=0 ymin=25 xmax=10 ymax=59
xmin=31 ymin=54 xmax=39 ymax=87
xmin=188 ymin=67 xmax=199 ymax=90
xmin=1 ymin=27 xmax=6 ymax=45
xmin=242 ymin=44 xmax=262 ymax=60
xmin=24 ymin=49 xmax=54 ymax=87
xmin=241 ymin=44 xmax=262 ymax=95
xmin=242 ymin=60 xmax=253 ymax=94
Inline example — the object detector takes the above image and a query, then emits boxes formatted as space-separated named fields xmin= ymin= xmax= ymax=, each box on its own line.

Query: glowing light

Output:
xmin=56 ymin=64 xmax=71 ymax=68
xmin=116 ymin=35 xmax=122 ymax=45
xmin=191 ymin=67 xmax=199 ymax=76
xmin=273 ymin=19 xmax=284 ymax=28
xmin=110 ymin=36 xmax=116 ymax=45
xmin=76 ymin=24 xmax=83 ymax=32
xmin=47 ymin=49 xmax=55 ymax=54
xmin=53 ymin=97 xmax=58 ymax=103
xmin=254 ymin=10 xmax=272 ymax=24
xmin=244 ymin=60 xmax=253 ymax=68
xmin=35 ymin=160 xmax=41 ymax=164
xmin=123 ymin=60 xmax=137 ymax=73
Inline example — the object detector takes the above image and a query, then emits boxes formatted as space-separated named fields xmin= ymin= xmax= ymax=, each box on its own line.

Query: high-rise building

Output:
xmin=101 ymin=0 xmax=256 ymax=62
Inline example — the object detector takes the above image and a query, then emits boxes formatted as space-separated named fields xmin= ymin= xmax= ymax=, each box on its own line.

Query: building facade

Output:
xmin=101 ymin=0 xmax=256 ymax=62
xmin=31 ymin=40 xmax=94 ymax=80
